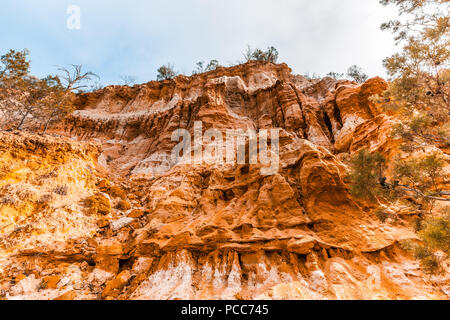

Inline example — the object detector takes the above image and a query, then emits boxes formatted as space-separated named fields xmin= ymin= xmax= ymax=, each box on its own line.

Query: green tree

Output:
xmin=405 ymin=212 xmax=450 ymax=273
xmin=0 ymin=49 xmax=30 ymax=81
xmin=0 ymin=49 xmax=97 ymax=131
xmin=192 ymin=60 xmax=220 ymax=75
xmin=379 ymin=0 xmax=449 ymax=142
xmin=348 ymin=151 xmax=449 ymax=206
xmin=326 ymin=72 xmax=345 ymax=80
xmin=243 ymin=46 xmax=279 ymax=63
xmin=346 ymin=65 xmax=369 ymax=83
xmin=348 ymin=150 xmax=449 ymax=271
xmin=393 ymin=153 xmax=448 ymax=203
xmin=419 ymin=214 xmax=450 ymax=254
xmin=157 ymin=63 xmax=177 ymax=81
xmin=373 ymin=0 xmax=450 ymax=272
xmin=347 ymin=149 xmax=386 ymax=202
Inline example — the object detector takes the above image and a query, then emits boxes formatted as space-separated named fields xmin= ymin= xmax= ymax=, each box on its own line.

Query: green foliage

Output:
xmin=408 ymin=114 xmax=433 ymax=134
xmin=243 ymin=46 xmax=279 ymax=63
xmin=410 ymin=212 xmax=449 ymax=274
xmin=391 ymin=112 xmax=448 ymax=149
xmin=420 ymin=154 xmax=445 ymax=190
xmin=348 ymin=149 xmax=386 ymax=201
xmin=394 ymin=157 xmax=423 ymax=188
xmin=400 ymin=236 xmax=444 ymax=274
xmin=413 ymin=245 xmax=441 ymax=273
xmin=418 ymin=214 xmax=450 ymax=254
xmin=0 ymin=49 xmax=30 ymax=82
xmin=0 ymin=49 xmax=97 ymax=131
xmin=326 ymin=72 xmax=345 ymax=80
xmin=346 ymin=65 xmax=368 ymax=83
xmin=157 ymin=63 xmax=177 ymax=81
xmin=392 ymin=155 xmax=448 ymax=272
xmin=192 ymin=60 xmax=220 ymax=75
xmin=380 ymin=0 xmax=449 ymax=125
xmin=378 ymin=1 xmax=449 ymax=272
xmin=393 ymin=153 xmax=444 ymax=192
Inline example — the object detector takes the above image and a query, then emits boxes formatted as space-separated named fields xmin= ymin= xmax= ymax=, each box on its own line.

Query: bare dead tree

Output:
xmin=57 ymin=64 xmax=99 ymax=92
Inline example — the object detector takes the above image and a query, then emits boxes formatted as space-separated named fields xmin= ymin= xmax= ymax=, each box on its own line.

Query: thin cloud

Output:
xmin=0 ymin=0 xmax=398 ymax=85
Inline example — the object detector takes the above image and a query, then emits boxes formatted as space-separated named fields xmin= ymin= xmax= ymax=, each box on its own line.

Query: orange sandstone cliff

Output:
xmin=0 ymin=61 xmax=448 ymax=300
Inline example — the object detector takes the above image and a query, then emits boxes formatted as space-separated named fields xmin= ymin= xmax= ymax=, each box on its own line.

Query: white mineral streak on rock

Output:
xmin=9 ymin=275 xmax=40 ymax=297
xmin=131 ymin=250 xmax=194 ymax=300
xmin=223 ymin=252 xmax=242 ymax=298
xmin=309 ymin=270 xmax=328 ymax=293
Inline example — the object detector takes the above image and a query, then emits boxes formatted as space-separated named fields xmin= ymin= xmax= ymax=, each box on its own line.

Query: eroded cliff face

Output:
xmin=0 ymin=61 xmax=448 ymax=300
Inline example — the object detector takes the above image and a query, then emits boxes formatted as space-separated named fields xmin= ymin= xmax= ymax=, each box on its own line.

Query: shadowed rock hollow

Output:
xmin=0 ymin=61 xmax=448 ymax=300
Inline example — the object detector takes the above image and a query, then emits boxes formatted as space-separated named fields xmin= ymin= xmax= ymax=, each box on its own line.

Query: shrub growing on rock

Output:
xmin=243 ymin=46 xmax=279 ymax=63
xmin=0 ymin=49 xmax=98 ymax=131
xmin=156 ymin=63 xmax=177 ymax=81
xmin=192 ymin=60 xmax=220 ymax=75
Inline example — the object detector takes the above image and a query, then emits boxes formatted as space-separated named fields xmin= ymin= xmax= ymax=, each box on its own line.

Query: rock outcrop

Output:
xmin=0 ymin=61 xmax=448 ymax=300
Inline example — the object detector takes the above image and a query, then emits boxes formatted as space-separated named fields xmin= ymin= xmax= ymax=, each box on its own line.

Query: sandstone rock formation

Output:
xmin=0 ymin=61 xmax=448 ymax=300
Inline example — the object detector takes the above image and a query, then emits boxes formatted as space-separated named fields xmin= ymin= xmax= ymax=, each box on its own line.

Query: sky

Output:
xmin=0 ymin=0 xmax=399 ymax=86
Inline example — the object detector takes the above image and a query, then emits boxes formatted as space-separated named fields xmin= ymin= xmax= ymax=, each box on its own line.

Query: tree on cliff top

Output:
xmin=192 ymin=60 xmax=220 ymax=75
xmin=243 ymin=46 xmax=279 ymax=63
xmin=157 ymin=63 xmax=177 ymax=81
xmin=0 ymin=49 xmax=97 ymax=131
xmin=347 ymin=65 xmax=369 ymax=83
